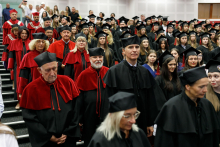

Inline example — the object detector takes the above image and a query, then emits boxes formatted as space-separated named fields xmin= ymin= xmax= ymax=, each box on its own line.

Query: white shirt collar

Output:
xmin=127 ymin=61 xmax=137 ymax=67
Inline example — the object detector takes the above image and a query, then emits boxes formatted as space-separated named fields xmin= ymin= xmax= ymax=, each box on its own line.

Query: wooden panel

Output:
xmin=198 ymin=3 xmax=210 ymax=19
xmin=212 ymin=4 xmax=220 ymax=19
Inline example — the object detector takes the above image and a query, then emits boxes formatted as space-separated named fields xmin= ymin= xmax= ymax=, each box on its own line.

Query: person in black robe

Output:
xmin=145 ymin=17 xmax=152 ymax=34
xmin=165 ymin=23 xmax=175 ymax=46
xmin=20 ymin=52 xmax=80 ymax=147
xmin=76 ymin=47 xmax=109 ymax=147
xmin=154 ymin=66 xmax=219 ymax=147
xmin=195 ymin=24 xmax=202 ymax=44
xmin=209 ymin=28 xmax=218 ymax=49
xmin=147 ymin=22 xmax=160 ymax=43
xmin=155 ymin=35 xmax=169 ymax=58
xmin=169 ymin=30 xmax=181 ymax=49
xmin=101 ymin=35 xmax=166 ymax=137
xmin=212 ymin=35 xmax=220 ymax=56
xmin=88 ymin=92 xmax=151 ymax=147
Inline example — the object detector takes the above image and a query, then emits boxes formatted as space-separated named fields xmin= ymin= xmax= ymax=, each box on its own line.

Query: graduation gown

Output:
xmin=155 ymin=75 xmax=182 ymax=100
xmin=88 ymin=128 xmax=151 ymax=147
xmin=154 ymin=92 xmax=219 ymax=147
xmin=8 ymin=39 xmax=30 ymax=100
xmin=211 ymin=41 xmax=217 ymax=49
xmin=142 ymin=64 xmax=157 ymax=78
xmin=20 ymin=75 xmax=80 ymax=147
xmin=196 ymin=45 xmax=214 ymax=64
xmin=76 ymin=66 xmax=109 ymax=147
xmin=63 ymin=49 xmax=91 ymax=81
xmin=146 ymin=25 xmax=152 ymax=34
xmin=103 ymin=48 xmax=115 ymax=68
xmin=108 ymin=43 xmax=118 ymax=62
xmin=117 ymin=47 xmax=124 ymax=63
xmin=102 ymin=61 xmax=166 ymax=134
xmin=18 ymin=50 xmax=43 ymax=95
xmin=47 ymin=40 xmax=75 ymax=74
xmin=35 ymin=27 xmax=59 ymax=39
xmin=147 ymin=32 xmax=157 ymax=43
xmin=137 ymin=53 xmax=147 ymax=65
xmin=212 ymin=46 xmax=220 ymax=56
xmin=166 ymin=33 xmax=175 ymax=46
xmin=176 ymin=44 xmax=191 ymax=61
xmin=27 ymin=21 xmax=42 ymax=40
xmin=2 ymin=19 xmax=23 ymax=41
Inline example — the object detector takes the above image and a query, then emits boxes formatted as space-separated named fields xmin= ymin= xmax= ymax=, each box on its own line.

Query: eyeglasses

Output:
xmin=122 ymin=110 xmax=140 ymax=122
xmin=36 ymin=40 xmax=45 ymax=44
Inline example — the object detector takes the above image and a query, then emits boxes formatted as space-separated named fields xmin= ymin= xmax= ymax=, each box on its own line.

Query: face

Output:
xmin=167 ymin=59 xmax=176 ymax=73
xmin=202 ymin=37 xmax=209 ymax=45
xmin=99 ymin=13 xmax=102 ymax=17
xmin=146 ymin=20 xmax=151 ymax=25
xmin=186 ymin=78 xmax=209 ymax=99
xmin=148 ymin=53 xmax=156 ymax=63
xmin=141 ymin=15 xmax=145 ymax=21
xmin=208 ymin=72 xmax=220 ymax=88
xmin=71 ymin=27 xmax=77 ymax=34
xmin=152 ymin=19 xmax=156 ymax=23
xmin=190 ymin=35 xmax=196 ymax=41
xmin=160 ymin=41 xmax=166 ymax=49
xmin=188 ymin=55 xmax=198 ymax=68
xmin=33 ymin=16 xmax=39 ymax=22
xmin=13 ymin=30 xmax=18 ymax=36
xmin=206 ymin=20 xmax=211 ymax=24
xmin=181 ymin=36 xmax=187 ymax=44
xmin=215 ymin=26 xmax=219 ymax=30
xmin=198 ymin=53 xmax=202 ymax=63
xmin=202 ymin=24 xmax=205 ymax=29
xmin=140 ymin=28 xmax=146 ymax=35
xmin=197 ymin=27 xmax=202 ymax=33
xmin=61 ymin=18 xmax=67 ymax=25
xmin=171 ymin=50 xmax=179 ymax=61
xmin=43 ymin=12 xmax=47 ymax=17
xmin=90 ymin=55 xmax=103 ymax=69
xmin=120 ymin=107 xmax=137 ymax=131
xmin=142 ymin=40 xmax=149 ymax=48
xmin=90 ymin=18 xmax=95 ymax=23
xmin=29 ymin=5 xmax=33 ymax=9
xmin=72 ymin=7 xmax=75 ymax=12
xmin=124 ymin=44 xmax=140 ymax=60
xmin=191 ymin=23 xmax=195 ymax=28
xmin=163 ymin=21 xmax=167 ymax=26
xmin=120 ymin=23 xmax=126 ymax=28
xmin=54 ymin=6 xmax=57 ymax=10
xmin=183 ymin=25 xmax=188 ymax=32
xmin=210 ymin=33 xmax=215 ymax=39
xmin=6 ymin=3 xmax=10 ymax=8
xmin=167 ymin=27 xmax=173 ymax=33
xmin=83 ymin=28 xmax=89 ymax=35
xmin=44 ymin=20 xmax=51 ymax=27
xmin=36 ymin=5 xmax=40 ymax=11
xmin=76 ymin=39 xmax=87 ymax=49
xmin=45 ymin=30 xmax=53 ymax=38
xmin=20 ymin=30 xmax=28 ymax=40
xmin=154 ymin=25 xmax=159 ymax=31
xmin=103 ymin=29 xmax=109 ymax=34
xmin=89 ymin=26 xmax=94 ymax=32
xmin=38 ymin=61 xmax=58 ymax=84
xmin=61 ymin=30 xmax=71 ymax=40
xmin=89 ymin=10 xmax=93 ymax=15
xmin=96 ymin=20 xmax=100 ymax=24
xmin=10 ymin=12 xmax=17 ymax=20
xmin=54 ymin=18 xmax=59 ymax=23
xmin=111 ymin=19 xmax=115 ymax=25
xmin=107 ymin=21 xmax=111 ymax=25
xmin=35 ymin=39 xmax=46 ymax=52
xmin=99 ymin=37 xmax=106 ymax=45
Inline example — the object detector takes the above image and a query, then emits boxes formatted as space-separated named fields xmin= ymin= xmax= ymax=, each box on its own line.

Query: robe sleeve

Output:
xmin=139 ymin=129 xmax=151 ymax=147
xmin=7 ymin=51 xmax=15 ymax=69
xmin=56 ymin=57 xmax=63 ymax=74
xmin=18 ymin=68 xmax=31 ymax=94
xmin=64 ymin=64 xmax=74 ymax=79
xmin=76 ymin=91 xmax=84 ymax=124
xmin=1 ymin=45 xmax=9 ymax=62
xmin=22 ymin=109 xmax=52 ymax=147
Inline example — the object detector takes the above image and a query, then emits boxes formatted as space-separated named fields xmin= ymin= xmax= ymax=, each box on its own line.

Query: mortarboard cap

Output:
xmin=214 ymin=23 xmax=220 ymax=27
xmin=81 ymin=18 xmax=87 ymax=22
xmin=44 ymin=26 xmax=54 ymax=31
xmin=157 ymin=15 xmax=163 ymax=19
xmin=104 ymin=18 xmax=111 ymax=22
xmin=43 ymin=17 xmax=51 ymax=21
xmin=51 ymin=14 xmax=58 ymax=20
xmin=60 ymin=25 xmax=71 ymax=32
xmin=173 ymin=30 xmax=181 ymax=37
xmin=194 ymin=24 xmax=202 ymax=28
xmin=88 ymin=47 xmax=104 ymax=56
xmin=75 ymin=18 xmax=81 ymax=22
xmin=156 ymin=35 xmax=168 ymax=44
xmin=200 ymin=21 xmax=206 ymax=25
xmin=34 ymin=52 xmax=57 ymax=67
xmin=32 ymin=33 xmax=48 ymax=40
xmin=200 ymin=32 xmax=210 ymax=39
xmin=177 ymin=20 xmax=183 ymax=24
xmin=206 ymin=60 xmax=220 ymax=73
xmin=79 ymin=23 xmax=89 ymax=29
xmin=136 ymin=24 xmax=146 ymax=31
xmin=69 ymin=23 xmax=76 ymax=28
xmin=75 ymin=32 xmax=87 ymax=41
xmin=177 ymin=32 xmax=187 ymax=38
xmin=180 ymin=47 xmax=200 ymax=67
xmin=101 ymin=23 xmax=111 ymax=30
xmin=62 ymin=16 xmax=70 ymax=22
xmin=121 ymin=26 xmax=129 ymax=32
xmin=88 ymin=14 xmax=96 ymax=18
xmin=132 ymin=16 xmax=139 ymax=20
xmin=120 ymin=31 xmax=132 ymax=39
xmin=94 ymin=31 xmax=108 ymax=39
xmin=145 ymin=17 xmax=151 ymax=22
xmin=162 ymin=16 xmax=169 ymax=21
xmin=140 ymin=35 xmax=149 ymax=43
xmin=189 ymin=31 xmax=197 ymax=36
xmin=97 ymin=17 xmax=103 ymax=21
xmin=153 ymin=22 xmax=160 ymax=26
xmin=209 ymin=28 xmax=218 ymax=34
xmin=88 ymin=21 xmax=95 ymax=27
xmin=121 ymin=35 xmax=140 ymax=48
xmin=151 ymin=15 xmax=156 ymax=19
xmin=205 ymin=24 xmax=212 ymax=29
xmin=180 ymin=21 xmax=188 ymax=27
xmin=188 ymin=20 xmax=194 ymax=25
xmin=155 ymin=27 xmax=165 ymax=35
xmin=167 ymin=22 xmax=174 ymax=28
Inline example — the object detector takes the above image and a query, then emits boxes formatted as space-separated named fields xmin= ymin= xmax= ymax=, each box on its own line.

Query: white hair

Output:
xmin=97 ymin=111 xmax=139 ymax=141
xmin=72 ymin=36 xmax=89 ymax=53
xmin=28 ymin=39 xmax=50 ymax=51
xmin=90 ymin=59 xmax=103 ymax=69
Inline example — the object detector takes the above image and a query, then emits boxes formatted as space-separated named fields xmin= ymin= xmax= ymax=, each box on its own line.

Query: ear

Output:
xmin=37 ymin=67 xmax=42 ymax=74
xmin=185 ymin=84 xmax=190 ymax=91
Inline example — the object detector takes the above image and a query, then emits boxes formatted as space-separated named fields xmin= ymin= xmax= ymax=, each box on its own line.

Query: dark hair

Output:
xmin=41 ymin=11 xmax=48 ymax=18
xmin=100 ymin=12 xmax=105 ymax=17
xmin=66 ymin=6 xmax=71 ymax=14
xmin=170 ymin=48 xmax=180 ymax=62
xmin=18 ymin=29 xmax=29 ymax=39
xmin=158 ymin=39 xmax=169 ymax=54
xmin=161 ymin=57 xmax=181 ymax=91
xmin=182 ymin=56 xmax=199 ymax=72
xmin=111 ymin=13 xmax=115 ymax=17
xmin=197 ymin=50 xmax=204 ymax=66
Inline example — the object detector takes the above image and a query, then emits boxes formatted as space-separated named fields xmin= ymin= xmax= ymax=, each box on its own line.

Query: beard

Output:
xmin=91 ymin=61 xmax=103 ymax=69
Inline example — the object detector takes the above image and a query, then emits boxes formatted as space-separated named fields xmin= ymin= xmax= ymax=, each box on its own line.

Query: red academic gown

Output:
xmin=8 ymin=39 xmax=30 ymax=100
xmin=75 ymin=66 xmax=109 ymax=147
xmin=47 ymin=38 xmax=57 ymax=45
xmin=18 ymin=50 xmax=43 ymax=96
xmin=35 ymin=27 xmax=59 ymax=39
xmin=27 ymin=21 xmax=42 ymax=40
xmin=2 ymin=19 xmax=24 ymax=42
xmin=20 ymin=75 xmax=81 ymax=147
xmin=63 ymin=49 xmax=91 ymax=81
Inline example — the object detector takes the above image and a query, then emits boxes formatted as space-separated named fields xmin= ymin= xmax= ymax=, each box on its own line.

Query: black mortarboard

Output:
xmin=180 ymin=47 xmax=200 ymax=67
xmin=173 ymin=30 xmax=181 ymax=37
xmin=109 ymin=92 xmax=137 ymax=113
xmin=177 ymin=32 xmax=187 ymax=38
xmin=79 ymin=23 xmax=89 ymax=29
xmin=205 ymin=24 xmax=212 ymax=29
xmin=140 ymin=35 xmax=149 ymax=43
xmin=167 ymin=22 xmax=174 ymax=28
xmin=209 ymin=28 xmax=217 ymax=34
xmin=32 ymin=33 xmax=48 ymax=40
xmin=132 ymin=16 xmax=139 ymax=20
xmin=119 ymin=18 xmax=129 ymax=24
xmin=94 ymin=31 xmax=108 ymax=39
xmin=110 ymin=17 xmax=116 ymax=21
xmin=97 ymin=17 xmax=103 ymax=21
xmin=75 ymin=32 xmax=87 ymax=40
xmin=177 ymin=20 xmax=183 ymax=24
xmin=151 ymin=15 xmax=156 ymax=19
xmin=155 ymin=27 xmax=165 ymax=35
xmin=43 ymin=17 xmax=51 ymax=21
xmin=88 ymin=21 xmax=95 ymax=27
xmin=157 ymin=15 xmax=163 ymax=19
xmin=153 ymin=22 xmax=160 ymax=26
xmin=211 ymin=52 xmax=220 ymax=61
xmin=75 ymin=18 xmax=81 ymax=22
xmin=60 ymin=25 xmax=71 ymax=32
xmin=105 ymin=18 xmax=111 ymax=22
xmin=11 ymin=24 xmax=19 ymax=28
xmin=119 ymin=16 xmax=126 ymax=21
xmin=18 ymin=26 xmax=27 ymax=31
xmin=44 ymin=26 xmax=54 ymax=31
xmin=200 ymin=21 xmax=206 ymax=25
xmin=121 ymin=35 xmax=140 ymax=48
xmin=120 ymin=31 xmax=132 ymax=39
xmin=69 ymin=23 xmax=76 ymax=28
xmin=193 ymin=18 xmax=199 ymax=21
xmin=56 ymin=26 xmax=62 ymax=34
xmin=34 ymin=52 xmax=57 ymax=67
xmin=200 ymin=32 xmax=210 ymax=39
xmin=171 ymin=20 xmax=176 ymax=24
xmin=62 ymin=16 xmax=70 ymax=22
xmin=136 ymin=24 xmax=146 ymax=31
xmin=101 ymin=23 xmax=111 ymax=30
xmin=88 ymin=47 xmax=104 ymax=56
xmin=145 ymin=17 xmax=151 ymax=22
xmin=81 ymin=18 xmax=87 ymax=22
xmin=51 ymin=14 xmax=58 ymax=20
xmin=189 ymin=31 xmax=197 ymax=36
xmin=180 ymin=21 xmax=188 ymax=27
xmin=188 ymin=20 xmax=194 ymax=25
xmin=162 ymin=16 xmax=168 ymax=21
xmin=136 ymin=20 xmax=142 ymax=25
xmin=121 ymin=26 xmax=129 ymax=32
xmin=88 ymin=14 xmax=96 ymax=18
xmin=214 ymin=23 xmax=220 ymax=27
xmin=194 ymin=24 xmax=202 ymax=28
xmin=179 ymin=66 xmax=207 ymax=86
xmin=206 ymin=60 xmax=220 ymax=73
xmin=156 ymin=35 xmax=168 ymax=44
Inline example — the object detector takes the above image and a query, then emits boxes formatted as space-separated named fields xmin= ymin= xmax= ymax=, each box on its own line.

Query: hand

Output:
xmin=79 ymin=123 xmax=83 ymax=126
xmin=8 ymin=68 xmax=12 ymax=71
xmin=57 ymin=134 xmax=67 ymax=144
xmin=50 ymin=135 xmax=58 ymax=143
xmin=147 ymin=126 xmax=154 ymax=137
xmin=19 ymin=94 xmax=22 ymax=98
xmin=61 ymin=64 xmax=65 ymax=69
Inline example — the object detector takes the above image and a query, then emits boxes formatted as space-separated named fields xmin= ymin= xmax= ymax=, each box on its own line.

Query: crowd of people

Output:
xmin=1 ymin=1 xmax=220 ymax=147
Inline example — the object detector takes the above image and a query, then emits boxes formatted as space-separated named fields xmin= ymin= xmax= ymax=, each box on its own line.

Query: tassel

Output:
xmin=156 ymin=60 xmax=160 ymax=75
xmin=182 ymin=53 xmax=185 ymax=67
xmin=155 ymin=34 xmax=157 ymax=41
xmin=152 ymin=25 xmax=154 ymax=31
xmin=199 ymin=38 xmax=202 ymax=45
xmin=135 ymin=28 xmax=137 ymax=35
xmin=95 ymin=26 xmax=97 ymax=32
xmin=160 ymin=21 xmax=162 ymax=26
xmin=174 ymin=38 xmax=177 ymax=46
xmin=151 ymin=18 xmax=152 ymax=24
xmin=180 ymin=26 xmax=182 ymax=31
xmin=106 ymin=37 xmax=109 ymax=44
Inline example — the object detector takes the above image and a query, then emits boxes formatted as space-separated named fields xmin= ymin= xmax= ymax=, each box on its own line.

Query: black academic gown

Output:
xmin=103 ymin=48 xmax=115 ymax=68
xmin=211 ymin=41 xmax=217 ymax=49
xmin=147 ymin=32 xmax=156 ymax=43
xmin=154 ymin=92 xmax=219 ymax=147
xmin=166 ymin=33 xmax=175 ymax=46
xmin=117 ymin=47 xmax=124 ymax=62
xmin=102 ymin=61 xmax=166 ymax=134
xmin=146 ymin=25 xmax=152 ymax=34
xmin=88 ymin=128 xmax=151 ymax=147
xmin=196 ymin=45 xmax=214 ymax=64
xmin=155 ymin=75 xmax=182 ymax=100
xmin=137 ymin=53 xmax=147 ymax=65
xmin=212 ymin=46 xmax=220 ymax=56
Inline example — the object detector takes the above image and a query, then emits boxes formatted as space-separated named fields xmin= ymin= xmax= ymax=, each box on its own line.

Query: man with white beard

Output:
xmin=75 ymin=47 xmax=109 ymax=147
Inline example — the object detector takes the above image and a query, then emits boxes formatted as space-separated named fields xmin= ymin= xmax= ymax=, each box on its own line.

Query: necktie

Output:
xmin=22 ymin=42 xmax=26 ymax=60
xmin=63 ymin=43 xmax=70 ymax=59
xmin=81 ymin=52 xmax=86 ymax=70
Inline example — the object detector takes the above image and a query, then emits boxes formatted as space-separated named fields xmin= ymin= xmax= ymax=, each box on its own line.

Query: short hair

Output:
xmin=72 ymin=7 xmax=75 ymax=9
xmin=18 ymin=28 xmax=29 ymax=39
xmin=89 ymin=10 xmax=92 ymax=13
xmin=36 ymin=5 xmax=39 ymax=7
xmin=141 ymin=14 xmax=145 ymax=17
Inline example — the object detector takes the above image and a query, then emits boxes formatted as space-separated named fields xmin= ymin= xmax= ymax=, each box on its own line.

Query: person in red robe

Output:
xmin=18 ymin=33 xmax=49 ymax=108
xmin=7 ymin=26 xmax=30 ymax=109
xmin=35 ymin=16 xmax=59 ymax=39
xmin=2 ymin=9 xmax=24 ymax=42
xmin=20 ymin=52 xmax=80 ymax=147
xmin=44 ymin=26 xmax=57 ymax=45
xmin=47 ymin=25 xmax=75 ymax=74
xmin=63 ymin=32 xmax=91 ymax=81
xmin=27 ymin=12 xmax=42 ymax=40
xmin=75 ymin=47 xmax=109 ymax=146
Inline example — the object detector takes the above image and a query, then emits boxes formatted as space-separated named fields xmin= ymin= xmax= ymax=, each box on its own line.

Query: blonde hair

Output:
xmin=0 ymin=123 xmax=16 ymax=138
xmin=97 ymin=111 xmax=138 ymax=141
xmin=72 ymin=36 xmax=89 ymax=53
xmin=202 ymin=38 xmax=214 ymax=51
xmin=29 ymin=39 xmax=49 ymax=51
xmin=206 ymin=84 xmax=220 ymax=112
xmin=97 ymin=40 xmax=112 ymax=67
xmin=140 ymin=39 xmax=151 ymax=55
xmin=189 ymin=23 xmax=195 ymax=32
xmin=52 ymin=18 xmax=60 ymax=29
xmin=137 ymin=29 xmax=146 ymax=37
xmin=188 ymin=35 xmax=198 ymax=49
xmin=46 ymin=6 xmax=50 ymax=13
xmin=106 ymin=29 xmax=114 ymax=45
xmin=60 ymin=10 xmax=64 ymax=15
xmin=82 ymin=28 xmax=93 ymax=44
